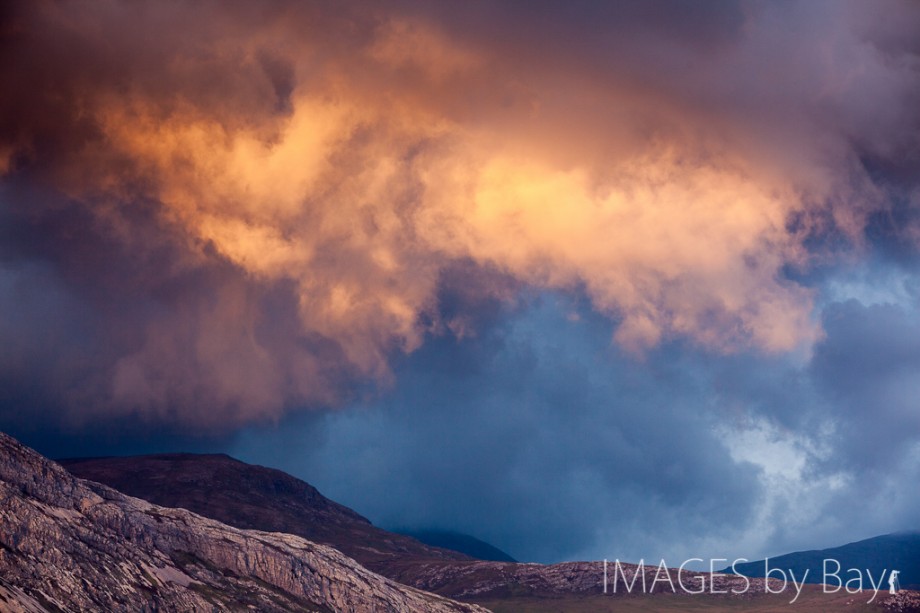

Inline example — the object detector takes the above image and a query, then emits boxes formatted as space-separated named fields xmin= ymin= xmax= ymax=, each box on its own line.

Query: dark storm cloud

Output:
xmin=813 ymin=299 xmax=920 ymax=472
xmin=233 ymin=296 xmax=765 ymax=563
xmin=229 ymin=284 xmax=920 ymax=564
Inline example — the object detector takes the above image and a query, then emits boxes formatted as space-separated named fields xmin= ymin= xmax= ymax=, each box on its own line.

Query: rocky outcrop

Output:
xmin=884 ymin=591 xmax=920 ymax=613
xmin=383 ymin=558 xmax=785 ymax=600
xmin=0 ymin=432 xmax=488 ymax=612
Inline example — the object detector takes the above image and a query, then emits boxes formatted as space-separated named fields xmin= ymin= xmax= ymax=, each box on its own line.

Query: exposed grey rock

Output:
xmin=0 ymin=432 xmax=488 ymax=612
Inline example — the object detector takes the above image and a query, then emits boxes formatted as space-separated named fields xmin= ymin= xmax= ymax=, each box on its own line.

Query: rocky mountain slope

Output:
xmin=61 ymin=452 xmax=472 ymax=571
xmin=62 ymin=453 xmax=620 ymax=599
xmin=53 ymin=452 xmax=796 ymax=602
xmin=0 ymin=432 xmax=486 ymax=612
xmin=56 ymin=449 xmax=920 ymax=611
xmin=59 ymin=454 xmax=648 ymax=599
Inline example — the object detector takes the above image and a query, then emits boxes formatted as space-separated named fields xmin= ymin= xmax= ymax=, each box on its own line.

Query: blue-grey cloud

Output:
xmin=232 ymin=294 xmax=764 ymax=562
xmin=231 ymin=274 xmax=920 ymax=563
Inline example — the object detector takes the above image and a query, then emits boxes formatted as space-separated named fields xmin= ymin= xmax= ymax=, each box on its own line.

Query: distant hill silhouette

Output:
xmin=725 ymin=532 xmax=920 ymax=589
xmin=396 ymin=529 xmax=516 ymax=562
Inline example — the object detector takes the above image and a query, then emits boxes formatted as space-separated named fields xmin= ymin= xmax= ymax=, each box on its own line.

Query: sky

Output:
xmin=1 ymin=0 xmax=919 ymax=565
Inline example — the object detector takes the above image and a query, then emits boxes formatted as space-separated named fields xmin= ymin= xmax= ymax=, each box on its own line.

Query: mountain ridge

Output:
xmin=0 ymin=432 xmax=487 ymax=612
xmin=54 ymin=446 xmax=920 ymax=610
xmin=59 ymin=452 xmax=474 ymax=571
xmin=724 ymin=532 xmax=920 ymax=590
xmin=393 ymin=529 xmax=516 ymax=563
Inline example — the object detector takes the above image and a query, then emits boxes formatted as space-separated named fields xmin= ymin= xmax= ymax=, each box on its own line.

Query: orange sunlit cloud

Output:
xmin=1 ymin=0 xmax=916 ymax=425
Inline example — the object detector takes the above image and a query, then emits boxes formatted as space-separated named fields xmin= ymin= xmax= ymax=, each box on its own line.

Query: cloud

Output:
xmin=1 ymin=0 xmax=918 ymax=428
xmin=232 ymin=296 xmax=763 ymax=563
xmin=812 ymin=299 xmax=920 ymax=472
xmin=231 ymin=284 xmax=920 ymax=564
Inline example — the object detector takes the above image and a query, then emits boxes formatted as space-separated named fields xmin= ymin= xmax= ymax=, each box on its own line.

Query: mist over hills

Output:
xmin=394 ymin=530 xmax=516 ymax=563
